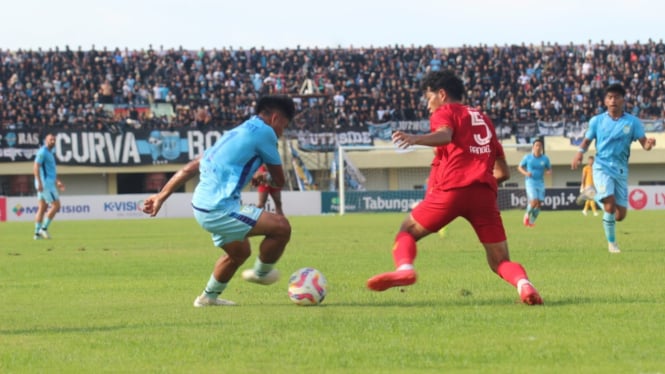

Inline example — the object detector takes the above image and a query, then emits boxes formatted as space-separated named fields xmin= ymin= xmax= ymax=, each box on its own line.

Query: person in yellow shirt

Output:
xmin=580 ymin=155 xmax=598 ymax=216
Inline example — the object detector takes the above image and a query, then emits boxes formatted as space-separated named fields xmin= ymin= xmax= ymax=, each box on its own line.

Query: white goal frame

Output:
xmin=336 ymin=142 xmax=532 ymax=215
xmin=337 ymin=145 xmax=428 ymax=215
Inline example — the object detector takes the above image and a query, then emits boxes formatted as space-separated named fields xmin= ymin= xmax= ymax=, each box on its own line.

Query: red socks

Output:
xmin=392 ymin=232 xmax=417 ymax=267
xmin=497 ymin=261 xmax=528 ymax=287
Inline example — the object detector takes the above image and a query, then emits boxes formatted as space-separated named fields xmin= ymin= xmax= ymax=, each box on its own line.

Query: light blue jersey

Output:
xmin=585 ymin=112 xmax=645 ymax=180
xmin=34 ymin=145 xmax=58 ymax=187
xmin=519 ymin=153 xmax=551 ymax=187
xmin=192 ymin=116 xmax=281 ymax=211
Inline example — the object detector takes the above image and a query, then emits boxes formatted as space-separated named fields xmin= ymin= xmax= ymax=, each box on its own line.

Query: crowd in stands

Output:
xmin=2 ymin=39 xmax=665 ymax=133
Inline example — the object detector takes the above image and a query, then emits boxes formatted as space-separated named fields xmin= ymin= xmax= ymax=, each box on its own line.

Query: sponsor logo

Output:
xmin=12 ymin=204 xmax=90 ymax=216
xmin=103 ymin=200 xmax=144 ymax=212
xmin=629 ymin=189 xmax=648 ymax=210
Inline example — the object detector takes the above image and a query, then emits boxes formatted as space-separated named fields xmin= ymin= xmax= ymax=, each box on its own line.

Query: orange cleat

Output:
xmin=367 ymin=269 xmax=417 ymax=292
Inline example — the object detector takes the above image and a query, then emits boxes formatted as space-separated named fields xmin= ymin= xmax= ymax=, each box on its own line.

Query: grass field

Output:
xmin=1 ymin=210 xmax=664 ymax=373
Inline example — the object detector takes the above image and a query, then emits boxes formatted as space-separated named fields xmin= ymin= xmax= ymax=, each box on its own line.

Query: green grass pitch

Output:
xmin=1 ymin=210 xmax=664 ymax=373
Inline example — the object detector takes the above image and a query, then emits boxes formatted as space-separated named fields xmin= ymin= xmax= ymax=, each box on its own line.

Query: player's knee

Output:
xmin=268 ymin=215 xmax=291 ymax=242
xmin=224 ymin=243 xmax=252 ymax=264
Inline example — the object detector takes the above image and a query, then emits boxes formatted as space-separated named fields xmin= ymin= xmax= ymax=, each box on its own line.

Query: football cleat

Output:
xmin=193 ymin=295 xmax=237 ymax=307
xmin=38 ymin=229 xmax=51 ymax=239
xmin=241 ymin=269 xmax=280 ymax=285
xmin=519 ymin=282 xmax=543 ymax=305
xmin=367 ymin=269 xmax=417 ymax=291
xmin=608 ymin=242 xmax=621 ymax=254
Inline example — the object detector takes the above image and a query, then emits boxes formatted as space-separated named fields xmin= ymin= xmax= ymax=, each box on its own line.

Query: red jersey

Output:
xmin=429 ymin=103 xmax=504 ymax=192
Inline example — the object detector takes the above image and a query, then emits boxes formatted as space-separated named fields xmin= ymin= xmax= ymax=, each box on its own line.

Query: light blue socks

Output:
xmin=603 ymin=211 xmax=616 ymax=243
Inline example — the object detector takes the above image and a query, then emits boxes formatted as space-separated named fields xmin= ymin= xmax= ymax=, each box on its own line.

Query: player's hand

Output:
xmin=56 ymin=180 xmax=65 ymax=192
xmin=571 ymin=154 xmax=583 ymax=170
xmin=36 ymin=182 xmax=43 ymax=192
xmin=392 ymin=131 xmax=413 ymax=149
xmin=646 ymin=138 xmax=656 ymax=150
xmin=142 ymin=195 xmax=164 ymax=217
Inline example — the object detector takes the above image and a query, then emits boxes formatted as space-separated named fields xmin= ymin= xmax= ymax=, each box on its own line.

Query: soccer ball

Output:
xmin=287 ymin=267 xmax=327 ymax=306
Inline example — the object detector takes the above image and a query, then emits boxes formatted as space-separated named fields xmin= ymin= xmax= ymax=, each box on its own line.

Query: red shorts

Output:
xmin=257 ymin=184 xmax=281 ymax=194
xmin=411 ymin=183 xmax=506 ymax=243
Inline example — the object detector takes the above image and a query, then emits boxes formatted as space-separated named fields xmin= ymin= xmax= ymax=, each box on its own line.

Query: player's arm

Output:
xmin=143 ymin=157 xmax=200 ymax=217
xmin=392 ymin=126 xmax=452 ymax=148
xmin=33 ymin=160 xmax=43 ymax=192
xmin=264 ymin=164 xmax=285 ymax=188
xmin=494 ymin=158 xmax=510 ymax=184
xmin=516 ymin=158 xmax=531 ymax=177
xmin=572 ymin=138 xmax=592 ymax=169
xmin=638 ymin=136 xmax=656 ymax=151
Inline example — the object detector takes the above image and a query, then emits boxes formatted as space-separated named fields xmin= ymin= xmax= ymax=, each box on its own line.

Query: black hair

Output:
xmin=256 ymin=95 xmax=296 ymax=121
xmin=420 ymin=70 xmax=465 ymax=101
xmin=605 ymin=83 xmax=626 ymax=97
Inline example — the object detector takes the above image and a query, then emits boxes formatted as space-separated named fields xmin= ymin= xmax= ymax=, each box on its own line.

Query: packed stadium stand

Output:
xmin=2 ymin=39 xmax=665 ymax=133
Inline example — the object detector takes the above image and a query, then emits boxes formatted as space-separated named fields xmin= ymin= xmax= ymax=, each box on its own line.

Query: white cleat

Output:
xmin=193 ymin=295 xmax=237 ymax=307
xmin=608 ymin=242 xmax=621 ymax=254
xmin=38 ymin=229 xmax=51 ymax=239
xmin=241 ymin=269 xmax=280 ymax=285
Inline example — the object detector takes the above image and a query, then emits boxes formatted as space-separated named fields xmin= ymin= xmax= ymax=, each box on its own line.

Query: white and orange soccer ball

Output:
xmin=287 ymin=267 xmax=328 ymax=306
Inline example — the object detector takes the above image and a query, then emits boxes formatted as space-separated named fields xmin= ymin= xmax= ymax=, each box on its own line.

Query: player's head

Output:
xmin=604 ymin=83 xmax=626 ymax=114
xmin=605 ymin=83 xmax=626 ymax=97
xmin=43 ymin=133 xmax=56 ymax=149
xmin=420 ymin=70 xmax=465 ymax=114
xmin=588 ymin=155 xmax=594 ymax=164
xmin=256 ymin=95 xmax=295 ymax=137
xmin=532 ymin=139 xmax=543 ymax=156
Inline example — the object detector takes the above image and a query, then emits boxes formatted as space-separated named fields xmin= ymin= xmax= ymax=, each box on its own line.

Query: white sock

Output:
xmin=516 ymin=279 xmax=531 ymax=294
xmin=396 ymin=264 xmax=414 ymax=271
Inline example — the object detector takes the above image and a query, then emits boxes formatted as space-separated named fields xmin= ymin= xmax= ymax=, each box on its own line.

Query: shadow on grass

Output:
xmin=0 ymin=320 xmax=213 ymax=336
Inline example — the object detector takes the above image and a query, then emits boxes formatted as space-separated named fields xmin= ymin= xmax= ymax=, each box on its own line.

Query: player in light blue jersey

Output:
xmin=33 ymin=133 xmax=65 ymax=240
xmin=517 ymin=139 xmax=551 ymax=227
xmin=142 ymin=96 xmax=296 ymax=307
xmin=572 ymin=84 xmax=656 ymax=253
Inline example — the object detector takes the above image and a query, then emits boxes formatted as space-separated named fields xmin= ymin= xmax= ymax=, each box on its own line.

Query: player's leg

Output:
xmin=530 ymin=186 xmax=544 ymax=225
xmin=523 ymin=185 xmax=536 ymax=227
xmin=367 ymin=189 xmax=454 ymax=291
xmin=594 ymin=169 xmax=622 ymax=252
xmin=194 ymin=239 xmax=251 ymax=307
xmin=590 ymin=199 xmax=598 ymax=216
xmin=41 ymin=198 xmax=60 ymax=232
xmin=38 ymin=187 xmax=59 ymax=239
xmin=467 ymin=184 xmax=542 ymax=305
xmin=241 ymin=209 xmax=291 ymax=284
xmin=256 ymin=190 xmax=268 ymax=209
xmin=34 ymin=197 xmax=48 ymax=239
xmin=269 ymin=188 xmax=284 ymax=215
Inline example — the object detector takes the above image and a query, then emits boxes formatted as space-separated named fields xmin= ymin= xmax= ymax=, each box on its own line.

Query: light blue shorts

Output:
xmin=192 ymin=203 xmax=263 ymax=247
xmin=525 ymin=182 xmax=545 ymax=202
xmin=37 ymin=183 xmax=60 ymax=204
xmin=593 ymin=169 xmax=627 ymax=207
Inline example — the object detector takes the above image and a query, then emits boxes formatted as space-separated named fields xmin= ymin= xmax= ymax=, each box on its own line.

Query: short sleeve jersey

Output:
xmin=519 ymin=153 xmax=551 ymax=185
xmin=34 ymin=145 xmax=57 ymax=185
xmin=192 ymin=116 xmax=281 ymax=210
xmin=585 ymin=112 xmax=645 ymax=179
xmin=428 ymin=103 xmax=503 ymax=192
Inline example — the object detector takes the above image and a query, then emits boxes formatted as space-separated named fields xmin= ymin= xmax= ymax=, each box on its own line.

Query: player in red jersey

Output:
xmin=253 ymin=164 xmax=284 ymax=215
xmin=366 ymin=70 xmax=543 ymax=305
